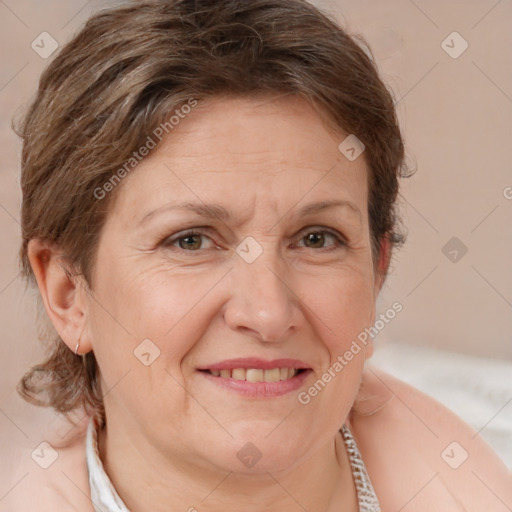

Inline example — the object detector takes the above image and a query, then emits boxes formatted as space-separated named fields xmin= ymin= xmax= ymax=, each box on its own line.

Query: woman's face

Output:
xmin=85 ymin=95 xmax=383 ymax=473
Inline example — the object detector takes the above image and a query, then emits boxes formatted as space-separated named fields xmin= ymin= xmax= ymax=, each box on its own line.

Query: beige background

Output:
xmin=0 ymin=0 xmax=511 ymax=491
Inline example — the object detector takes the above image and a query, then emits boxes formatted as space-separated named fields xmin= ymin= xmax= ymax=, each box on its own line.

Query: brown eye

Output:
xmin=164 ymin=230 xmax=216 ymax=251
xmin=177 ymin=234 xmax=203 ymax=250
xmin=304 ymin=232 xmax=327 ymax=249
xmin=298 ymin=229 xmax=345 ymax=250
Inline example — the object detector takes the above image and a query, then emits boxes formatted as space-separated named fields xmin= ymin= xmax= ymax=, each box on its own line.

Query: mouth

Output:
xmin=196 ymin=358 xmax=312 ymax=397
xmin=199 ymin=367 xmax=307 ymax=382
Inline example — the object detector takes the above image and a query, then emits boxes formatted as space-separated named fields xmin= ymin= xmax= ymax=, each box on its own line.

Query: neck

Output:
xmin=97 ymin=418 xmax=358 ymax=512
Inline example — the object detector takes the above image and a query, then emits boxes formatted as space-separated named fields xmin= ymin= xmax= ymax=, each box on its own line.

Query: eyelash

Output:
xmin=162 ymin=227 xmax=347 ymax=253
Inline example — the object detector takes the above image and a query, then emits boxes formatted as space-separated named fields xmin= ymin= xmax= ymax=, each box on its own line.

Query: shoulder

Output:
xmin=349 ymin=366 xmax=512 ymax=512
xmin=0 ymin=413 xmax=94 ymax=512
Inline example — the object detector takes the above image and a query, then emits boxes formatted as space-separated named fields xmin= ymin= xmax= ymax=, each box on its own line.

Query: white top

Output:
xmin=86 ymin=417 xmax=381 ymax=511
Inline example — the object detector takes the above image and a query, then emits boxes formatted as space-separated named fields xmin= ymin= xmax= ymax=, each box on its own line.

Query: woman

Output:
xmin=10 ymin=0 xmax=510 ymax=510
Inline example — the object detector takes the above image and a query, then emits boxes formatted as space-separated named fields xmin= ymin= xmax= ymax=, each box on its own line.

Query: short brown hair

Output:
xmin=16 ymin=0 xmax=410 ymax=425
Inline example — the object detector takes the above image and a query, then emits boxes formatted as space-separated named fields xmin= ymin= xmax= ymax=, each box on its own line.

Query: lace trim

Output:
xmin=86 ymin=418 xmax=380 ymax=511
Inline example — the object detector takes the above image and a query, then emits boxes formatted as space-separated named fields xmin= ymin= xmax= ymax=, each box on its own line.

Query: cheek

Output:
xmin=297 ymin=276 xmax=373 ymax=423
xmin=305 ymin=268 xmax=376 ymax=349
xmin=86 ymin=265 xmax=216 ymax=432
xmin=89 ymin=262 xmax=227 ymax=370
xmin=299 ymin=270 xmax=375 ymax=411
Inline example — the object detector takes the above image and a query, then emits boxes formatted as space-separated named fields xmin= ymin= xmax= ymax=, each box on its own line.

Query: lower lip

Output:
xmin=198 ymin=369 xmax=312 ymax=398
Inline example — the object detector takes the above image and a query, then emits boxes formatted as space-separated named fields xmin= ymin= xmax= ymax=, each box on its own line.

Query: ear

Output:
xmin=365 ymin=236 xmax=392 ymax=361
xmin=27 ymin=239 xmax=92 ymax=355
xmin=374 ymin=235 xmax=392 ymax=296
xmin=364 ymin=341 xmax=375 ymax=361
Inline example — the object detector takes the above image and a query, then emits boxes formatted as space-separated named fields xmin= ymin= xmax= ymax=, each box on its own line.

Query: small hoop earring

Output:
xmin=74 ymin=340 xmax=80 ymax=355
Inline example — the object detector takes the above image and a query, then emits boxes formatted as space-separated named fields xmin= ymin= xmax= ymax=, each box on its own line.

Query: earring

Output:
xmin=74 ymin=339 xmax=80 ymax=355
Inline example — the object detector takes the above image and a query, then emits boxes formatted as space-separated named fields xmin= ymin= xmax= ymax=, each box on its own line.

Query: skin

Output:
xmin=27 ymin=95 xmax=511 ymax=512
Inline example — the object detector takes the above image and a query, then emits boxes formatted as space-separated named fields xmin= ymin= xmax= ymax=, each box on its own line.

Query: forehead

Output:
xmin=109 ymin=95 xmax=369 ymax=226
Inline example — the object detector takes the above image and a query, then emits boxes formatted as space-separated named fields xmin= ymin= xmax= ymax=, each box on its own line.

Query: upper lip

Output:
xmin=197 ymin=358 xmax=311 ymax=371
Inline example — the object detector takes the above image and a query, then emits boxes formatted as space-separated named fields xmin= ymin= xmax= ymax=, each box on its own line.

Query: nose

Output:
xmin=223 ymin=247 xmax=302 ymax=343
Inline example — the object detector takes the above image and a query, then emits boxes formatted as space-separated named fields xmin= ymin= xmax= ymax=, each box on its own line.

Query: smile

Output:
xmin=196 ymin=358 xmax=312 ymax=397
xmin=203 ymin=367 xmax=305 ymax=382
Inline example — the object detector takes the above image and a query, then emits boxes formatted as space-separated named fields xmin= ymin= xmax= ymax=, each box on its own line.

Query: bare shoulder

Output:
xmin=349 ymin=366 xmax=512 ymax=512
xmin=0 ymin=413 xmax=94 ymax=511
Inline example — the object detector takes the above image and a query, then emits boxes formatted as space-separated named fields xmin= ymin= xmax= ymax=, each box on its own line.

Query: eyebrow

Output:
xmin=138 ymin=199 xmax=362 ymax=227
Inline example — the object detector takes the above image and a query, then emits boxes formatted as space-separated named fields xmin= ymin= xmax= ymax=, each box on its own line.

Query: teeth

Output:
xmin=231 ymin=368 xmax=246 ymax=380
xmin=264 ymin=368 xmax=281 ymax=382
xmin=246 ymin=369 xmax=264 ymax=382
xmin=210 ymin=368 xmax=299 ymax=382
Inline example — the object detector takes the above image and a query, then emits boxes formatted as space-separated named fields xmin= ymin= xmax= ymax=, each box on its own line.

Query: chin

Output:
xmin=201 ymin=423 xmax=314 ymax=475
